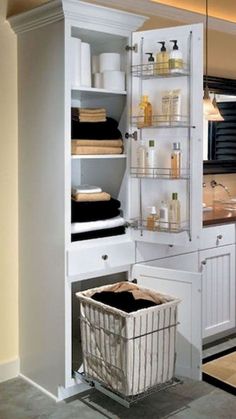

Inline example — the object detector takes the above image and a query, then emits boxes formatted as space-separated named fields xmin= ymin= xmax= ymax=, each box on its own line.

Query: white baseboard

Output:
xmin=0 ymin=358 xmax=20 ymax=383
xmin=19 ymin=373 xmax=59 ymax=402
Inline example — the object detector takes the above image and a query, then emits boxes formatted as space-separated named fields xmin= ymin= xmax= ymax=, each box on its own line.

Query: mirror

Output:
xmin=203 ymin=76 xmax=236 ymax=174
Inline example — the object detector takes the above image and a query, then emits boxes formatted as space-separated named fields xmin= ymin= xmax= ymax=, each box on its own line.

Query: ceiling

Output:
xmin=151 ymin=0 xmax=236 ymax=23
xmin=7 ymin=0 xmax=236 ymax=24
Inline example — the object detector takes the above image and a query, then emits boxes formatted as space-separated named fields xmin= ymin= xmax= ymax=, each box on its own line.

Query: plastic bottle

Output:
xmin=137 ymin=139 xmax=146 ymax=176
xmin=146 ymin=140 xmax=158 ymax=177
xmin=145 ymin=52 xmax=155 ymax=76
xmin=156 ymin=41 xmax=169 ymax=75
xmin=169 ymin=40 xmax=183 ymax=74
xmin=159 ymin=201 xmax=169 ymax=230
xmin=171 ymin=142 xmax=182 ymax=179
xmin=143 ymin=95 xmax=152 ymax=126
xmin=147 ymin=206 xmax=158 ymax=231
xmin=169 ymin=192 xmax=181 ymax=232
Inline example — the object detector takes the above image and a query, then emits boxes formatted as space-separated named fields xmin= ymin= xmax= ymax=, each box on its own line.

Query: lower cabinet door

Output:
xmin=200 ymin=244 xmax=236 ymax=338
xmin=132 ymin=261 xmax=202 ymax=380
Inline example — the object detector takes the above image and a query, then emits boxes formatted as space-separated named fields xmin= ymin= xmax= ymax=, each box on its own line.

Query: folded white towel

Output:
xmin=72 ymin=185 xmax=102 ymax=194
xmin=71 ymin=216 xmax=125 ymax=234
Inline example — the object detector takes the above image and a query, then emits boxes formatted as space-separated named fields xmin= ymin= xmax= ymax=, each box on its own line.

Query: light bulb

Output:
xmin=203 ymin=86 xmax=218 ymax=116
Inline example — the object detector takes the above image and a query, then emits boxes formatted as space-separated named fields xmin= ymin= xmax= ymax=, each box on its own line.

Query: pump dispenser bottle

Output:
xmin=156 ymin=41 xmax=169 ymax=75
xmin=145 ymin=52 xmax=155 ymax=76
xmin=169 ymin=40 xmax=183 ymax=73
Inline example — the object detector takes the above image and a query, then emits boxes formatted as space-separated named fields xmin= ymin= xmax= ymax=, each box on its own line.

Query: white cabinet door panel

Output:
xmin=200 ymin=244 xmax=235 ymax=338
xmin=132 ymin=263 xmax=202 ymax=380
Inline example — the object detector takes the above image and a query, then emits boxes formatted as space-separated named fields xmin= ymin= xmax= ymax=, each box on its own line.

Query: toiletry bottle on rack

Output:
xmin=171 ymin=89 xmax=182 ymax=122
xmin=145 ymin=53 xmax=155 ymax=76
xmin=169 ymin=192 xmax=181 ymax=232
xmin=156 ymin=41 xmax=169 ymax=75
xmin=146 ymin=140 xmax=158 ymax=177
xmin=169 ymin=40 xmax=184 ymax=73
xmin=137 ymin=95 xmax=152 ymax=128
xmin=137 ymin=139 xmax=146 ymax=176
xmin=147 ymin=206 xmax=158 ymax=231
xmin=159 ymin=201 xmax=169 ymax=230
xmin=171 ymin=142 xmax=182 ymax=179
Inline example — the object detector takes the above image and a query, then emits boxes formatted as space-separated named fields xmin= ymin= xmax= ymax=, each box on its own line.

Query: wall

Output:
xmin=0 ymin=0 xmax=18 ymax=379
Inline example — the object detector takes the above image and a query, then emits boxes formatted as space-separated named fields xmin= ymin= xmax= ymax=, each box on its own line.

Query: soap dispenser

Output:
xmin=169 ymin=40 xmax=183 ymax=73
xmin=145 ymin=52 xmax=155 ymax=76
xmin=156 ymin=41 xmax=169 ymax=75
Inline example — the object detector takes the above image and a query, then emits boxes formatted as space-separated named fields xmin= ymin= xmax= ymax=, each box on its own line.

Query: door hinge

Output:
xmin=125 ymin=131 xmax=138 ymax=141
xmin=125 ymin=44 xmax=138 ymax=53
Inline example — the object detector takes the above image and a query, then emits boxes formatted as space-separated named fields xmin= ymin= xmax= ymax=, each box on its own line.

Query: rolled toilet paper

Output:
xmin=103 ymin=71 xmax=125 ymax=91
xmin=99 ymin=53 xmax=121 ymax=72
xmin=92 ymin=55 xmax=100 ymax=74
xmin=70 ymin=37 xmax=81 ymax=87
xmin=81 ymin=42 xmax=91 ymax=87
xmin=93 ymin=73 xmax=103 ymax=89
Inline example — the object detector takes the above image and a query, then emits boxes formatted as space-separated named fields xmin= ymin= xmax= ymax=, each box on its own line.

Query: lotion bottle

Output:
xmin=171 ymin=142 xmax=182 ymax=179
xmin=137 ymin=139 xmax=146 ymax=176
xmin=169 ymin=192 xmax=181 ymax=232
xmin=146 ymin=140 xmax=158 ymax=177
xmin=156 ymin=41 xmax=169 ymax=75
xmin=147 ymin=206 xmax=158 ymax=231
xmin=169 ymin=40 xmax=183 ymax=74
xmin=159 ymin=201 xmax=169 ymax=230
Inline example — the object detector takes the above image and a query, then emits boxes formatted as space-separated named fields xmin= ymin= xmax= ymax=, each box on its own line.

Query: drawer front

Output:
xmin=200 ymin=224 xmax=235 ymax=250
xmin=67 ymin=241 xmax=135 ymax=277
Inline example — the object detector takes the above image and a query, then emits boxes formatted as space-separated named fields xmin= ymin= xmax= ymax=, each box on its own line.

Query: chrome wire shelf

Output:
xmin=130 ymin=167 xmax=190 ymax=180
xmin=131 ymin=62 xmax=189 ymax=79
xmin=75 ymin=371 xmax=181 ymax=408
xmin=131 ymin=218 xmax=189 ymax=234
xmin=131 ymin=114 xmax=191 ymax=129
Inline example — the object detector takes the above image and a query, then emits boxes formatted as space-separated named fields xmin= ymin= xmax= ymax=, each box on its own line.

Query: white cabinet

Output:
xmin=200 ymin=244 xmax=236 ymax=338
xmin=10 ymin=0 xmax=204 ymax=400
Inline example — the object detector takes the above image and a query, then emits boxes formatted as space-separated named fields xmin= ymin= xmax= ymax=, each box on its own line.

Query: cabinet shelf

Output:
xmin=131 ymin=115 xmax=191 ymax=129
xmin=130 ymin=167 xmax=190 ymax=180
xmin=71 ymin=86 xmax=127 ymax=99
xmin=131 ymin=63 xmax=189 ymax=79
xmin=71 ymin=154 xmax=127 ymax=159
xmin=131 ymin=218 xmax=189 ymax=234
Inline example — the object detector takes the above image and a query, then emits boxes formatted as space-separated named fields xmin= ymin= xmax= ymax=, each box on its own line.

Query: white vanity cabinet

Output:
xmin=10 ymin=0 xmax=204 ymax=400
xmin=200 ymin=224 xmax=236 ymax=338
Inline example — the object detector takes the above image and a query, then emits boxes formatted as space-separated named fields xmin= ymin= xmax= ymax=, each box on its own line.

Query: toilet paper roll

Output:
xmin=70 ymin=37 xmax=81 ymax=87
xmin=92 ymin=55 xmax=100 ymax=74
xmin=81 ymin=42 xmax=91 ymax=88
xmin=93 ymin=73 xmax=103 ymax=89
xmin=103 ymin=71 xmax=125 ymax=91
xmin=99 ymin=53 xmax=121 ymax=72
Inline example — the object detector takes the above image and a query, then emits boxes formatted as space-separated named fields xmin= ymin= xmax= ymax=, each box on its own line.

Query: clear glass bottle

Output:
xmin=169 ymin=192 xmax=181 ymax=232
xmin=171 ymin=142 xmax=182 ymax=179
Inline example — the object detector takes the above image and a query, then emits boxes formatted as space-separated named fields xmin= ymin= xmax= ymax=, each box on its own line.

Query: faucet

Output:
xmin=210 ymin=180 xmax=231 ymax=198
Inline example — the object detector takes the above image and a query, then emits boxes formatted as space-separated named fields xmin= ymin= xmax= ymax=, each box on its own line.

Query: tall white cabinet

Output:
xmin=10 ymin=0 xmax=203 ymax=399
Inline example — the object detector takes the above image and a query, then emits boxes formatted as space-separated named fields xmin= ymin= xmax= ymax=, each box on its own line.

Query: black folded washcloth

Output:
xmin=71 ymin=117 xmax=122 ymax=140
xmin=71 ymin=226 xmax=125 ymax=241
xmin=71 ymin=197 xmax=121 ymax=222
xmin=91 ymin=291 xmax=157 ymax=313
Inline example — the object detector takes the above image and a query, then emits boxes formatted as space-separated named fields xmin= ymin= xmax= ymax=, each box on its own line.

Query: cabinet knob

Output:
xmin=102 ymin=254 xmax=108 ymax=261
xmin=201 ymin=260 xmax=207 ymax=265
xmin=217 ymin=234 xmax=223 ymax=240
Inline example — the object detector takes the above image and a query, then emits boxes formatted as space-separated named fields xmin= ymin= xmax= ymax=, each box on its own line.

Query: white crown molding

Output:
xmin=89 ymin=0 xmax=236 ymax=35
xmin=8 ymin=0 xmax=147 ymax=34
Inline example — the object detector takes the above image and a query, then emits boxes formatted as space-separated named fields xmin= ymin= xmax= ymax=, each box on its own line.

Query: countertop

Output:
xmin=203 ymin=208 xmax=236 ymax=226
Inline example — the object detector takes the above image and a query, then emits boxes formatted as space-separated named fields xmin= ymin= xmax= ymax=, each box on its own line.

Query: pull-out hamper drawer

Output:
xmin=200 ymin=224 xmax=235 ymax=250
xmin=67 ymin=240 xmax=135 ymax=277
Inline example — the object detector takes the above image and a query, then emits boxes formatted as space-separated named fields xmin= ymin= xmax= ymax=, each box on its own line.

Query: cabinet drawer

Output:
xmin=67 ymin=241 xmax=135 ymax=277
xmin=200 ymin=224 xmax=235 ymax=250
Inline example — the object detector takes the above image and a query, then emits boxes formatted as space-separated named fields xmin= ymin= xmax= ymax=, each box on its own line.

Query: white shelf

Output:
xmin=71 ymin=86 xmax=127 ymax=98
xmin=71 ymin=154 xmax=127 ymax=159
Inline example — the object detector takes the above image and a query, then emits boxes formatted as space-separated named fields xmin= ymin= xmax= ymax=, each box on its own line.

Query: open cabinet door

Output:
xmin=132 ymin=261 xmax=202 ymax=380
xmin=129 ymin=24 xmax=203 ymax=247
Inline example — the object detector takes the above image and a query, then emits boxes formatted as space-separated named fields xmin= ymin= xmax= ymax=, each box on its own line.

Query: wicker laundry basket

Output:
xmin=76 ymin=281 xmax=180 ymax=396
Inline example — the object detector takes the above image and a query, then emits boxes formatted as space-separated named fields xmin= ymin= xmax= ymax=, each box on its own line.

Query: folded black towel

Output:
xmin=71 ymin=117 xmax=122 ymax=140
xmin=71 ymin=226 xmax=126 ymax=241
xmin=71 ymin=198 xmax=121 ymax=222
xmin=91 ymin=291 xmax=157 ymax=313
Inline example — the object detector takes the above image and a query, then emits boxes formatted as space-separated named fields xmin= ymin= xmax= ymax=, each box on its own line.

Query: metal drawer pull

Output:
xmin=102 ymin=254 xmax=108 ymax=260
xmin=217 ymin=234 xmax=223 ymax=240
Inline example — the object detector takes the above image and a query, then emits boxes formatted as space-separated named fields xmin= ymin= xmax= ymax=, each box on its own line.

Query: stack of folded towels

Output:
xmin=71 ymin=107 xmax=123 ymax=155
xmin=71 ymin=185 xmax=126 ymax=241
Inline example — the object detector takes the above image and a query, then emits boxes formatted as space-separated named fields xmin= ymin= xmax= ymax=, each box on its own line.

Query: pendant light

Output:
xmin=203 ymin=0 xmax=224 ymax=121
